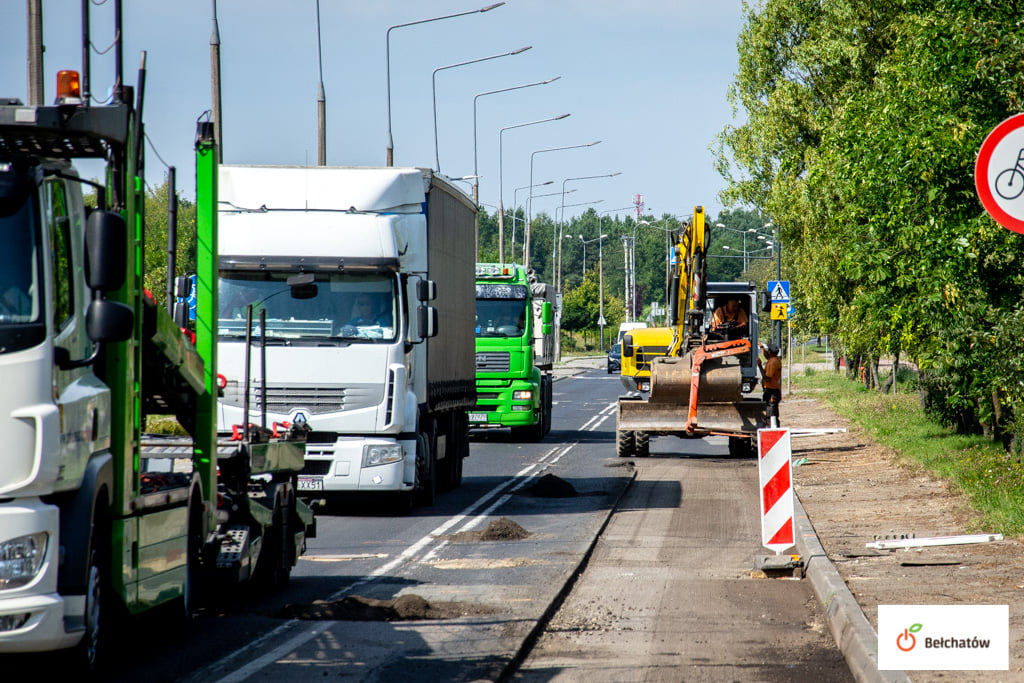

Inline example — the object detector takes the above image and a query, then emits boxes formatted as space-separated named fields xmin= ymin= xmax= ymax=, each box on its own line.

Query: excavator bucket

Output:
xmin=617 ymin=396 xmax=765 ymax=434
xmin=648 ymin=352 xmax=743 ymax=404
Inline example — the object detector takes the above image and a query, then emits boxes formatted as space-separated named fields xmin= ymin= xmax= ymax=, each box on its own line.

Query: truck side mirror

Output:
xmin=174 ymin=275 xmax=192 ymax=299
xmin=84 ymin=210 xmax=127 ymax=292
xmin=622 ymin=334 xmax=634 ymax=358
xmin=541 ymin=301 xmax=553 ymax=325
xmin=87 ymin=299 xmax=134 ymax=343
xmin=417 ymin=279 xmax=436 ymax=302
xmin=417 ymin=305 xmax=438 ymax=338
xmin=759 ymin=291 xmax=771 ymax=312
xmin=57 ymin=299 xmax=134 ymax=370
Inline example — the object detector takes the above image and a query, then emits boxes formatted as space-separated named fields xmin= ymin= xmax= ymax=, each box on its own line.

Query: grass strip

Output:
xmin=792 ymin=367 xmax=1024 ymax=537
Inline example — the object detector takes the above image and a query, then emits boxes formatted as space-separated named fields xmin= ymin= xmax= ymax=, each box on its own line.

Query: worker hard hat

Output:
xmin=766 ymin=343 xmax=780 ymax=355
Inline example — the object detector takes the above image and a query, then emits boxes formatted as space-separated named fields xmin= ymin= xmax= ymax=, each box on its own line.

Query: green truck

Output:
xmin=470 ymin=263 xmax=556 ymax=440
xmin=0 ymin=12 xmax=312 ymax=671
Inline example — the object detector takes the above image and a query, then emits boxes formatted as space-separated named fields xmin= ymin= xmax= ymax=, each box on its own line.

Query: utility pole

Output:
xmin=27 ymin=0 xmax=44 ymax=105
xmin=210 ymin=0 xmax=224 ymax=162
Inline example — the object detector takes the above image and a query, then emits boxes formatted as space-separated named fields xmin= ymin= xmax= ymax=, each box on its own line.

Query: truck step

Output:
xmin=216 ymin=524 xmax=251 ymax=568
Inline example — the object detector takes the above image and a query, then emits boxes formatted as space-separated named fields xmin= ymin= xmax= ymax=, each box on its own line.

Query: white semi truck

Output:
xmin=215 ymin=166 xmax=476 ymax=508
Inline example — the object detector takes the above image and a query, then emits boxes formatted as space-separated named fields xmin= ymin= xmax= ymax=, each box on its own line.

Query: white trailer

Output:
xmin=215 ymin=166 xmax=476 ymax=508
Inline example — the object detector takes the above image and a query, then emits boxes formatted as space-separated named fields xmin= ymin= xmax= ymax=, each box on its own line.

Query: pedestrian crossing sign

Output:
xmin=768 ymin=280 xmax=790 ymax=303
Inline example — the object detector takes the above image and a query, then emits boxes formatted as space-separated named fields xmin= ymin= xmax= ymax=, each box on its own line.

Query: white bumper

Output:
xmin=299 ymin=436 xmax=417 ymax=493
xmin=0 ymin=500 xmax=83 ymax=653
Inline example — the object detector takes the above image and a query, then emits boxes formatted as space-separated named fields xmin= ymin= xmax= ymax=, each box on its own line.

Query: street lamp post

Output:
xmin=598 ymin=233 xmax=608 ymax=350
xmin=473 ymin=78 xmax=559 ymax=261
xmin=579 ymin=234 xmax=606 ymax=274
xmin=619 ymin=235 xmax=632 ymax=322
xmin=513 ymin=182 xmax=556 ymax=262
xmin=552 ymin=198 xmax=601 ymax=287
xmin=525 ymin=141 xmax=602 ymax=270
xmin=433 ymin=46 xmax=531 ymax=173
xmin=630 ymin=216 xmax=678 ymax=323
xmin=498 ymin=115 xmax=571 ymax=263
xmin=556 ymin=172 xmax=620 ymax=288
xmin=315 ymin=0 xmax=326 ymax=165
xmin=385 ymin=2 xmax=506 ymax=167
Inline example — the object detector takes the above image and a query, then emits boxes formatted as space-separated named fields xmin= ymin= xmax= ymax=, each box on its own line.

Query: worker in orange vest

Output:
xmin=758 ymin=342 xmax=782 ymax=426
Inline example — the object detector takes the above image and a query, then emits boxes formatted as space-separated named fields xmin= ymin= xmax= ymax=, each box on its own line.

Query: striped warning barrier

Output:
xmin=758 ymin=428 xmax=794 ymax=553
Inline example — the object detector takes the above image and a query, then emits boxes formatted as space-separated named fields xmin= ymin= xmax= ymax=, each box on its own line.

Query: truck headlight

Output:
xmin=0 ymin=532 xmax=48 ymax=589
xmin=512 ymin=390 xmax=533 ymax=400
xmin=362 ymin=444 xmax=404 ymax=467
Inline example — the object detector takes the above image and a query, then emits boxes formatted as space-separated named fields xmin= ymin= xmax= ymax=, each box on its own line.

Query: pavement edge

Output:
xmin=497 ymin=460 xmax=639 ymax=682
xmin=794 ymin=493 xmax=911 ymax=683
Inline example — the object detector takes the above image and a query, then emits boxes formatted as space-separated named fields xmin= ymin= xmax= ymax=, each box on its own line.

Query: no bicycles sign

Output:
xmin=976 ymin=113 xmax=1024 ymax=234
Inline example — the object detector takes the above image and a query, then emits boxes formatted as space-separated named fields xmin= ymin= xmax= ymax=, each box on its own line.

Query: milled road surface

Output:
xmin=515 ymin=434 xmax=852 ymax=682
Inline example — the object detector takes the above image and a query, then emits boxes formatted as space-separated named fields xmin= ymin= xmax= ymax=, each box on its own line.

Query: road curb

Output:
xmin=794 ymin=493 xmax=910 ymax=683
xmin=498 ymin=461 xmax=639 ymax=681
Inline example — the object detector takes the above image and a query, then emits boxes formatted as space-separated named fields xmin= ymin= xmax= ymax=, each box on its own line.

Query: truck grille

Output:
xmin=221 ymin=382 xmax=384 ymax=415
xmin=635 ymin=345 xmax=669 ymax=372
xmin=300 ymin=460 xmax=332 ymax=475
xmin=476 ymin=352 xmax=510 ymax=372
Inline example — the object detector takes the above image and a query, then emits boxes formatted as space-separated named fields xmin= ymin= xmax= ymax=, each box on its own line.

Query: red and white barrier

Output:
xmin=758 ymin=428 xmax=794 ymax=553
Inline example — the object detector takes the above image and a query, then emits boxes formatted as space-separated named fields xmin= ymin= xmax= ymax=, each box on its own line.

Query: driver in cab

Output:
xmin=711 ymin=297 xmax=748 ymax=338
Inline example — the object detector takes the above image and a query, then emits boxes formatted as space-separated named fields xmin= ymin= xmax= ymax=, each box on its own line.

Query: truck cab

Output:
xmin=470 ymin=263 xmax=554 ymax=441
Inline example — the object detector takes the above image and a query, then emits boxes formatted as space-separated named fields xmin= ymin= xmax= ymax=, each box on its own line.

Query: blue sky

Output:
xmin=0 ymin=0 xmax=746 ymax=223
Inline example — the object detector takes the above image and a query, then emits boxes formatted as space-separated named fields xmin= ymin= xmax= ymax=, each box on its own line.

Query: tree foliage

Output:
xmin=143 ymin=176 xmax=197 ymax=310
xmin=717 ymin=0 xmax=1024 ymax=450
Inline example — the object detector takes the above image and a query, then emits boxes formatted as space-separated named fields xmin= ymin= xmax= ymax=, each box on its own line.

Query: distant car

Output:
xmin=607 ymin=343 xmax=622 ymax=374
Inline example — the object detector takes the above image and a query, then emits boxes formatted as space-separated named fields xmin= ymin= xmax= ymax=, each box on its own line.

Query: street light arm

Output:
xmin=434 ymin=46 xmax=532 ymax=171
xmin=386 ymin=2 xmax=507 ymax=164
xmin=498 ymin=114 xmax=572 ymax=263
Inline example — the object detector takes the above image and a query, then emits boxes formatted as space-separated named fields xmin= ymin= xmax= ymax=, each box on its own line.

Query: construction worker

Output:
xmin=758 ymin=342 xmax=782 ymax=426
xmin=711 ymin=297 xmax=748 ymax=337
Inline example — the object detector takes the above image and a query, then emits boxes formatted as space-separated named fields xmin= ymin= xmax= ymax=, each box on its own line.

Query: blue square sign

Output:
xmin=768 ymin=280 xmax=790 ymax=303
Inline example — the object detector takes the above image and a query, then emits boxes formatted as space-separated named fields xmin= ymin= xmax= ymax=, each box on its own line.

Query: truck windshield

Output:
xmin=0 ymin=162 xmax=45 ymax=353
xmin=475 ymin=299 xmax=527 ymax=338
xmin=218 ymin=270 xmax=399 ymax=343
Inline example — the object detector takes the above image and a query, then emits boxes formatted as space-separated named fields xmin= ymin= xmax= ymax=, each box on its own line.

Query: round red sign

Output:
xmin=976 ymin=113 xmax=1024 ymax=234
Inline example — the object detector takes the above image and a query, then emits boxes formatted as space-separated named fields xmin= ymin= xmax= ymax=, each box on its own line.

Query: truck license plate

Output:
xmin=469 ymin=412 xmax=487 ymax=422
xmin=298 ymin=476 xmax=324 ymax=491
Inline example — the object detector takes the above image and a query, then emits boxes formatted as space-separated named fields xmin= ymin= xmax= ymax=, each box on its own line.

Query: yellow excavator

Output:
xmin=616 ymin=206 xmax=771 ymax=458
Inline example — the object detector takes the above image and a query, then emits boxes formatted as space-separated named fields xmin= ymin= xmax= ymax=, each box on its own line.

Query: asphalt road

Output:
xmin=26 ymin=361 xmax=854 ymax=681
xmin=90 ymin=363 xmax=629 ymax=682
xmin=514 ymin=427 xmax=852 ymax=681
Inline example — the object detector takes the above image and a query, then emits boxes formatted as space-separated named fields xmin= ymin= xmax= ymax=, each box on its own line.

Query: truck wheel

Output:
xmin=415 ymin=430 xmax=437 ymax=507
xmin=635 ymin=431 xmax=650 ymax=458
xmin=173 ymin=495 xmax=203 ymax=638
xmin=76 ymin=518 xmax=112 ymax=673
xmin=616 ymin=429 xmax=635 ymax=458
xmin=448 ymin=413 xmax=467 ymax=490
xmin=542 ymin=377 xmax=553 ymax=435
xmin=728 ymin=436 xmax=753 ymax=458
xmin=254 ymin=496 xmax=292 ymax=591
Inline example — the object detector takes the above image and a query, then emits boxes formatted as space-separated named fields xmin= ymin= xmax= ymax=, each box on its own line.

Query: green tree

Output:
xmin=718 ymin=0 xmax=1024 ymax=447
xmin=142 ymin=176 xmax=197 ymax=310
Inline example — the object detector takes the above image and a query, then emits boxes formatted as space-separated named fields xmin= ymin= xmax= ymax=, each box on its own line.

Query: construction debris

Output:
xmin=865 ymin=533 xmax=1003 ymax=550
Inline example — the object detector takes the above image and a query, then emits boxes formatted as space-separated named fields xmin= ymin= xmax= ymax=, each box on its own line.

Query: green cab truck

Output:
xmin=470 ymin=263 xmax=555 ymax=441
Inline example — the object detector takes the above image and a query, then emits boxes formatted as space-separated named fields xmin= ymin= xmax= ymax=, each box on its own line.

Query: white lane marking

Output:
xmin=580 ymin=402 xmax=616 ymax=432
xmin=300 ymin=553 xmax=390 ymax=562
xmin=202 ymin=445 xmax=579 ymax=683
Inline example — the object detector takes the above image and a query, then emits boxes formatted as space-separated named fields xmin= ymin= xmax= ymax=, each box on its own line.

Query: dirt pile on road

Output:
xmin=444 ymin=517 xmax=532 ymax=542
xmin=276 ymin=593 xmax=497 ymax=621
xmin=520 ymin=473 xmax=578 ymax=498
